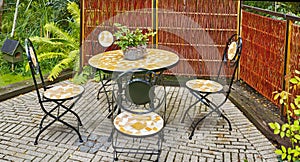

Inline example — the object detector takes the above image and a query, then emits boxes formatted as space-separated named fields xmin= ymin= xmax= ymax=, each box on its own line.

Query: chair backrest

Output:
xmin=113 ymin=68 xmax=166 ymax=115
xmin=217 ymin=34 xmax=242 ymax=93
xmin=25 ymin=38 xmax=46 ymax=100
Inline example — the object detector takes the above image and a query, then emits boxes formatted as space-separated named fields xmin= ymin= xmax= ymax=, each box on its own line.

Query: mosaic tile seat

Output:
xmin=114 ymin=111 xmax=164 ymax=137
xmin=44 ymin=84 xmax=84 ymax=100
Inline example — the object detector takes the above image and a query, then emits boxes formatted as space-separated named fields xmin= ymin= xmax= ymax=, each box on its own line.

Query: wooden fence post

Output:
xmin=152 ymin=0 xmax=158 ymax=48
xmin=281 ymin=19 xmax=293 ymax=120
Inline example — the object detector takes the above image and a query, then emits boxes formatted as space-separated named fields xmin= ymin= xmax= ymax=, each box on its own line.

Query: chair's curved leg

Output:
xmin=57 ymin=118 xmax=83 ymax=142
xmin=220 ymin=113 xmax=232 ymax=131
xmin=189 ymin=107 xmax=215 ymax=140
xmin=67 ymin=108 xmax=83 ymax=126
xmin=34 ymin=119 xmax=56 ymax=145
xmin=39 ymin=104 xmax=60 ymax=128
xmin=107 ymin=104 xmax=119 ymax=119
xmin=114 ymin=151 xmax=118 ymax=161
xmin=56 ymin=98 xmax=83 ymax=126
xmin=181 ymin=100 xmax=201 ymax=123
xmin=203 ymin=98 xmax=232 ymax=131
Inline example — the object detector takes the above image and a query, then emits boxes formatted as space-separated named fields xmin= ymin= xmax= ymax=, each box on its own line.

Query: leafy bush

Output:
xmin=269 ymin=70 xmax=300 ymax=161
xmin=0 ymin=0 xmax=80 ymax=86
xmin=28 ymin=2 xmax=80 ymax=81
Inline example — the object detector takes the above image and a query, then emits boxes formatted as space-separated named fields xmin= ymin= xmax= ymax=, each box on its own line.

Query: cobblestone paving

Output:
xmin=0 ymin=80 xmax=278 ymax=161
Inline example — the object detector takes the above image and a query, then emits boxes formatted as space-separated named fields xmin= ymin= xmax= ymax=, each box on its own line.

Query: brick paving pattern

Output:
xmin=0 ymin=80 xmax=277 ymax=161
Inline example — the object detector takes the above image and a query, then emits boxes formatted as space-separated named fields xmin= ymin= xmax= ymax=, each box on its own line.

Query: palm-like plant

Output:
xmin=28 ymin=2 xmax=80 ymax=81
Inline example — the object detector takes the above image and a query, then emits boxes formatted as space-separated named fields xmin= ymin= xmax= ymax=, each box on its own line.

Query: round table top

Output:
xmin=88 ymin=48 xmax=179 ymax=73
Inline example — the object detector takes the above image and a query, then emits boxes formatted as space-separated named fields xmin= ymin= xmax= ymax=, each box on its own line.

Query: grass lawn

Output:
xmin=0 ymin=73 xmax=31 ymax=87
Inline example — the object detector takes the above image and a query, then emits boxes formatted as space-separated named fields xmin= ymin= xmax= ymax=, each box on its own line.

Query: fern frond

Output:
xmin=38 ymin=52 xmax=68 ymax=61
xmin=30 ymin=36 xmax=64 ymax=46
xmin=68 ymin=49 xmax=79 ymax=59
xmin=67 ymin=2 xmax=80 ymax=25
xmin=44 ymin=22 xmax=77 ymax=46
xmin=47 ymin=57 xmax=74 ymax=81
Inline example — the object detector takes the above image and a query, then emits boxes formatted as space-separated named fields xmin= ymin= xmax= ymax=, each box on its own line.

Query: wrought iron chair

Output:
xmin=110 ymin=68 xmax=166 ymax=161
xmin=182 ymin=34 xmax=242 ymax=139
xmin=25 ymin=38 xmax=85 ymax=145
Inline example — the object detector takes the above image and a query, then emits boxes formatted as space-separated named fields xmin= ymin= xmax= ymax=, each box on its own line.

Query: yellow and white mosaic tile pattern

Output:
xmin=186 ymin=79 xmax=223 ymax=93
xmin=227 ymin=41 xmax=237 ymax=60
xmin=44 ymin=84 xmax=84 ymax=100
xmin=88 ymin=49 xmax=179 ymax=72
xmin=114 ymin=111 xmax=164 ymax=136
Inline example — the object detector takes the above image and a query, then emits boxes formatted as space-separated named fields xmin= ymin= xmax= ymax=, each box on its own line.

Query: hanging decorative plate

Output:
xmin=98 ymin=31 xmax=114 ymax=47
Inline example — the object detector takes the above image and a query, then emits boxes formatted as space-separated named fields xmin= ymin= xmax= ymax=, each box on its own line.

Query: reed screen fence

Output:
xmin=240 ymin=10 xmax=300 ymax=109
xmin=81 ymin=0 xmax=239 ymax=77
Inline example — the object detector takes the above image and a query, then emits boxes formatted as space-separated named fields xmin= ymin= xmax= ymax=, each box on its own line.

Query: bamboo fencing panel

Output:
xmin=81 ymin=0 xmax=239 ymax=77
xmin=290 ymin=24 xmax=300 ymax=76
xmin=240 ymin=11 xmax=286 ymax=106
xmin=157 ymin=0 xmax=238 ymax=76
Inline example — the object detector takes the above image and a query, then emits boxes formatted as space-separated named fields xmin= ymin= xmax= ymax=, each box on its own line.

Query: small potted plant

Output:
xmin=113 ymin=23 xmax=156 ymax=60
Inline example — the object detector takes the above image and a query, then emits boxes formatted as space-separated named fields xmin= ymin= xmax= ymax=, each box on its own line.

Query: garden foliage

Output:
xmin=269 ymin=70 xmax=300 ymax=161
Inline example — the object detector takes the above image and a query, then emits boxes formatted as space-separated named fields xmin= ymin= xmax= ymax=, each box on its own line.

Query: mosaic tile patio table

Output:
xmin=88 ymin=48 xmax=179 ymax=117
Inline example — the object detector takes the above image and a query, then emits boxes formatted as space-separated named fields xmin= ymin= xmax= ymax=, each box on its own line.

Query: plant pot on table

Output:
xmin=123 ymin=45 xmax=147 ymax=60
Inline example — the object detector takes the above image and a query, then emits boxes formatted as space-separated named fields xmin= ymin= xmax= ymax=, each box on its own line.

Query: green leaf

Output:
xmin=280 ymin=99 xmax=284 ymax=105
xmin=282 ymin=153 xmax=287 ymax=159
xmin=291 ymin=103 xmax=296 ymax=110
xmin=280 ymin=131 xmax=285 ymax=138
xmin=295 ymin=135 xmax=300 ymax=140
xmin=295 ymin=110 xmax=300 ymax=116
xmin=274 ymin=129 xmax=280 ymax=135
xmin=295 ymin=70 xmax=300 ymax=75
xmin=269 ymin=123 xmax=276 ymax=129
xmin=275 ymin=149 xmax=283 ymax=155
xmin=291 ymin=78 xmax=299 ymax=84
xmin=274 ymin=93 xmax=280 ymax=100
xmin=288 ymin=154 xmax=292 ymax=161
xmin=295 ymin=120 xmax=299 ymax=126
xmin=282 ymin=124 xmax=289 ymax=131
xmin=282 ymin=146 xmax=287 ymax=153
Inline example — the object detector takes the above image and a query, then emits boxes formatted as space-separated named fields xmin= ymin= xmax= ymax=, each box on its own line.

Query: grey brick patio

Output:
xmin=0 ymin=80 xmax=278 ymax=161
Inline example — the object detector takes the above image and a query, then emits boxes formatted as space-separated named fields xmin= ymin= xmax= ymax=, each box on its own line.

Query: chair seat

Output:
xmin=114 ymin=111 xmax=164 ymax=137
xmin=186 ymin=79 xmax=223 ymax=93
xmin=44 ymin=84 xmax=84 ymax=100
